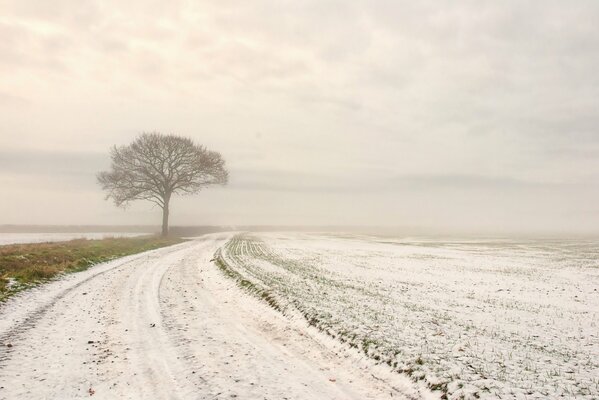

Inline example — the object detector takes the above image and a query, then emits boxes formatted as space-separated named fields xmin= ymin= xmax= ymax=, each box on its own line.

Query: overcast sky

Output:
xmin=1 ymin=0 xmax=599 ymax=234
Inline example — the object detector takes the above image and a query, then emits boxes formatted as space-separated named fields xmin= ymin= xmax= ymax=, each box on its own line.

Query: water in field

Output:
xmin=219 ymin=232 xmax=599 ymax=400
xmin=0 ymin=232 xmax=148 ymax=246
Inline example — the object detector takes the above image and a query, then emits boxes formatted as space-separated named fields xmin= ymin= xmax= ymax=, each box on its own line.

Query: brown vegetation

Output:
xmin=0 ymin=236 xmax=185 ymax=300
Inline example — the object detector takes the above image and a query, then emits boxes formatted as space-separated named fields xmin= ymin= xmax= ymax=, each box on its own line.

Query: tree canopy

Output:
xmin=97 ymin=132 xmax=228 ymax=236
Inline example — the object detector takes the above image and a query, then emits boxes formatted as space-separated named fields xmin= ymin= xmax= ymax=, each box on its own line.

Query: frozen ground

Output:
xmin=0 ymin=233 xmax=428 ymax=400
xmin=218 ymin=232 xmax=599 ymax=399
xmin=0 ymin=232 xmax=148 ymax=246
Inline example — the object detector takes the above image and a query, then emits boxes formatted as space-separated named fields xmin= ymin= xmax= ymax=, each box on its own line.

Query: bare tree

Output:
xmin=97 ymin=132 xmax=228 ymax=236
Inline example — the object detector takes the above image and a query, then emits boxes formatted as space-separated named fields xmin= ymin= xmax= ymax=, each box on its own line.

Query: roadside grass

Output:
xmin=0 ymin=235 xmax=185 ymax=301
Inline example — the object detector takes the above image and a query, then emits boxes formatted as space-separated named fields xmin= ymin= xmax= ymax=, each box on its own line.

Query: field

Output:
xmin=216 ymin=232 xmax=599 ymax=399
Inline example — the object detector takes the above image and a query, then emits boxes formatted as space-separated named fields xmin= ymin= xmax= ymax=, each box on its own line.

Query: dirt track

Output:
xmin=0 ymin=234 xmax=426 ymax=400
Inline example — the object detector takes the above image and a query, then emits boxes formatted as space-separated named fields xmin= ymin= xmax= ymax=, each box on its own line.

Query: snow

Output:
xmin=1 ymin=231 xmax=596 ymax=399
xmin=0 ymin=233 xmax=427 ymax=399
xmin=218 ymin=232 xmax=599 ymax=400
xmin=0 ymin=232 xmax=148 ymax=246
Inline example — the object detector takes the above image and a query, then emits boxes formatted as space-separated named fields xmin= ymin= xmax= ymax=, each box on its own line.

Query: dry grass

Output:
xmin=0 ymin=235 xmax=185 ymax=300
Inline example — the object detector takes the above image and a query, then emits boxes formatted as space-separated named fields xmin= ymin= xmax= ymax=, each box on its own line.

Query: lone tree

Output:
xmin=97 ymin=132 xmax=228 ymax=236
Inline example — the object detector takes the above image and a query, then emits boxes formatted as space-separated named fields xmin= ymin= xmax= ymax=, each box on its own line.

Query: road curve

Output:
xmin=0 ymin=234 xmax=427 ymax=400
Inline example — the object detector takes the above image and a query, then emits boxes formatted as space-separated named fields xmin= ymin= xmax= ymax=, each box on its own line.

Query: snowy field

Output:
xmin=217 ymin=232 xmax=599 ymax=399
xmin=0 ymin=232 xmax=148 ymax=246
xmin=0 ymin=234 xmax=421 ymax=399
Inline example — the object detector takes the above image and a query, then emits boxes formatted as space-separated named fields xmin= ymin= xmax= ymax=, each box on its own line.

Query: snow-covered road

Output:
xmin=0 ymin=234 xmax=426 ymax=400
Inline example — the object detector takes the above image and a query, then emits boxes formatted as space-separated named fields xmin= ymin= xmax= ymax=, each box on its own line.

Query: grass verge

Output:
xmin=0 ymin=235 xmax=185 ymax=301
xmin=213 ymin=248 xmax=282 ymax=312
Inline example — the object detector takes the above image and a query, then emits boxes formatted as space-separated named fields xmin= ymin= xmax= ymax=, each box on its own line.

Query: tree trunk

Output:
xmin=161 ymin=202 xmax=169 ymax=237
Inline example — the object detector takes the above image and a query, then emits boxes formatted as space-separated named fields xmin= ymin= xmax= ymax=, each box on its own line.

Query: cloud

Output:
xmin=0 ymin=149 xmax=108 ymax=193
xmin=0 ymin=0 xmax=599 ymax=233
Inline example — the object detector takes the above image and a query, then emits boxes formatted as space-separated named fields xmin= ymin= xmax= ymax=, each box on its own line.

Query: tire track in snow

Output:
xmin=0 ymin=243 xmax=189 ymax=366
xmin=0 ymin=233 xmax=428 ymax=400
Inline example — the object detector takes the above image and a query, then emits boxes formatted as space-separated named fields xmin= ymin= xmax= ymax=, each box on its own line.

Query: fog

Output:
xmin=1 ymin=1 xmax=599 ymax=235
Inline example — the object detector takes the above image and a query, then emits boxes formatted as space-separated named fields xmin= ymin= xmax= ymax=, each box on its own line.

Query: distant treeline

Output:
xmin=0 ymin=225 xmax=225 ymax=235
xmin=0 ymin=225 xmax=159 ymax=233
xmin=0 ymin=225 xmax=426 ymax=237
xmin=0 ymin=225 xmax=236 ymax=235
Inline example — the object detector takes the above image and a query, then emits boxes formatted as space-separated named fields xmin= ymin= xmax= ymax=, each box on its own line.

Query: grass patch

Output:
xmin=213 ymin=248 xmax=282 ymax=312
xmin=0 ymin=235 xmax=185 ymax=301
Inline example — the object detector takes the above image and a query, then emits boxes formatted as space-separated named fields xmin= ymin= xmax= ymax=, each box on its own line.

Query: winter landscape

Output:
xmin=1 ymin=232 xmax=597 ymax=399
xmin=2 ymin=1 xmax=599 ymax=399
